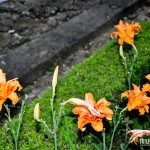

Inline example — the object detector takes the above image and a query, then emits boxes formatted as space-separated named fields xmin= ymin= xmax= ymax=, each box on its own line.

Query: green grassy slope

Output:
xmin=0 ymin=21 xmax=150 ymax=150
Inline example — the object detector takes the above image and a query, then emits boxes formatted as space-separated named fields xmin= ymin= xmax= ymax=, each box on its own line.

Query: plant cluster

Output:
xmin=0 ymin=21 xmax=150 ymax=150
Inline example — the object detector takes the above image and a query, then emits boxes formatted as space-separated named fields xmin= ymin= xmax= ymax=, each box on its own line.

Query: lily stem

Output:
xmin=109 ymin=107 xmax=127 ymax=150
xmin=103 ymin=128 xmax=106 ymax=150
xmin=4 ymin=95 xmax=27 ymax=150
xmin=51 ymin=86 xmax=58 ymax=150
xmin=121 ymin=44 xmax=138 ymax=90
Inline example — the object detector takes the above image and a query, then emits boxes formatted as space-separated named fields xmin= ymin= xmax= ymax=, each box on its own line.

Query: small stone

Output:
xmin=110 ymin=5 xmax=118 ymax=9
xmin=1 ymin=60 xmax=6 ymax=65
xmin=12 ymin=13 xmax=19 ymax=21
xmin=144 ymin=6 xmax=150 ymax=17
xmin=123 ymin=17 xmax=128 ymax=21
xmin=21 ymin=11 xmax=30 ymax=16
xmin=8 ymin=30 xmax=15 ymax=34
xmin=47 ymin=17 xmax=57 ymax=27
xmin=106 ymin=15 xmax=110 ymax=19
xmin=128 ymin=13 xmax=137 ymax=19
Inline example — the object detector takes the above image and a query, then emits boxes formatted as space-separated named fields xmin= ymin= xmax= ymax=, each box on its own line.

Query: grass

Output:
xmin=0 ymin=21 xmax=150 ymax=150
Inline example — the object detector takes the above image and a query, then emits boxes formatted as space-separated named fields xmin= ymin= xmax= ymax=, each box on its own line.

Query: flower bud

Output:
xmin=52 ymin=66 xmax=59 ymax=88
xmin=119 ymin=45 xmax=124 ymax=57
xmin=34 ymin=103 xmax=40 ymax=120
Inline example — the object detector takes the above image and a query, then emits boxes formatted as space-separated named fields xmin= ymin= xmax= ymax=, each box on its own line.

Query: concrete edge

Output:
xmin=0 ymin=0 xmax=143 ymax=85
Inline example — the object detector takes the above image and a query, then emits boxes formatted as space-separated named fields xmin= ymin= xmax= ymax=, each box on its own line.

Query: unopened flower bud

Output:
xmin=34 ymin=103 xmax=40 ymax=120
xmin=119 ymin=45 xmax=124 ymax=57
xmin=52 ymin=66 xmax=59 ymax=88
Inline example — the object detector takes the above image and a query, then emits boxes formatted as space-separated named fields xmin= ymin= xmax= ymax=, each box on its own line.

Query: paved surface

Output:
xmin=0 ymin=0 xmax=144 ymax=86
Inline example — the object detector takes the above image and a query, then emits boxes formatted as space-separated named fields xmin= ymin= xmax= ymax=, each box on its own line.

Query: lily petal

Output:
xmin=145 ymin=74 xmax=150 ymax=81
xmin=63 ymin=98 xmax=101 ymax=117
xmin=142 ymin=84 xmax=150 ymax=92
xmin=0 ymin=69 xmax=6 ymax=84
xmin=91 ymin=120 xmax=103 ymax=132
xmin=0 ymin=100 xmax=5 ymax=110
xmin=78 ymin=115 xmax=91 ymax=131
xmin=72 ymin=106 xmax=89 ymax=115
xmin=8 ymin=92 xmax=19 ymax=105
xmin=85 ymin=93 xmax=96 ymax=106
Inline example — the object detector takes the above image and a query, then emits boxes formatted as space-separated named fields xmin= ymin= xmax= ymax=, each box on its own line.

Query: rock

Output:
xmin=128 ymin=13 xmax=137 ymax=19
xmin=0 ymin=3 xmax=141 ymax=85
xmin=144 ymin=6 xmax=150 ymax=16
xmin=0 ymin=33 xmax=9 ymax=47
xmin=110 ymin=5 xmax=119 ymax=9
xmin=47 ymin=17 xmax=57 ymax=27
xmin=0 ymin=17 xmax=14 ymax=32
xmin=12 ymin=13 xmax=19 ymax=21
xmin=8 ymin=30 xmax=15 ymax=34
xmin=0 ymin=0 xmax=145 ymax=87
xmin=56 ymin=13 xmax=67 ymax=21
xmin=9 ymin=33 xmax=23 ymax=46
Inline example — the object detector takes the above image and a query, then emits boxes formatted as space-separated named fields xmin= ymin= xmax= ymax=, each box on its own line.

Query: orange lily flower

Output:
xmin=142 ymin=83 xmax=150 ymax=93
xmin=142 ymin=74 xmax=150 ymax=92
xmin=111 ymin=20 xmax=141 ymax=46
xmin=127 ymin=129 xmax=150 ymax=144
xmin=0 ymin=69 xmax=22 ymax=110
xmin=63 ymin=93 xmax=113 ymax=132
xmin=121 ymin=84 xmax=150 ymax=115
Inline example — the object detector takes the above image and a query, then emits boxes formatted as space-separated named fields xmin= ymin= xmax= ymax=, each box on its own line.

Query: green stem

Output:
xmin=54 ymin=126 xmax=57 ymax=150
xmin=16 ymin=96 xmax=26 ymax=141
xmin=121 ymin=45 xmax=138 ymax=89
xmin=103 ymin=129 xmax=106 ymax=150
xmin=56 ymin=105 xmax=63 ymax=131
xmin=109 ymin=118 xmax=120 ymax=150
xmin=51 ymin=86 xmax=56 ymax=116
xmin=124 ymin=118 xmax=130 ymax=150
xmin=109 ymin=107 xmax=127 ymax=150
xmin=128 ymin=45 xmax=138 ymax=88
xmin=38 ymin=119 xmax=54 ymax=134
xmin=121 ymin=56 xmax=131 ymax=89
xmin=4 ymin=104 xmax=17 ymax=150
xmin=53 ymin=111 xmax=57 ymax=150
xmin=51 ymin=86 xmax=58 ymax=150
xmin=53 ymin=105 xmax=64 ymax=150
xmin=4 ymin=95 xmax=27 ymax=150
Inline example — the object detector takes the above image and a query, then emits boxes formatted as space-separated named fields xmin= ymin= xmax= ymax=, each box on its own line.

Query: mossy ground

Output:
xmin=0 ymin=21 xmax=150 ymax=150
